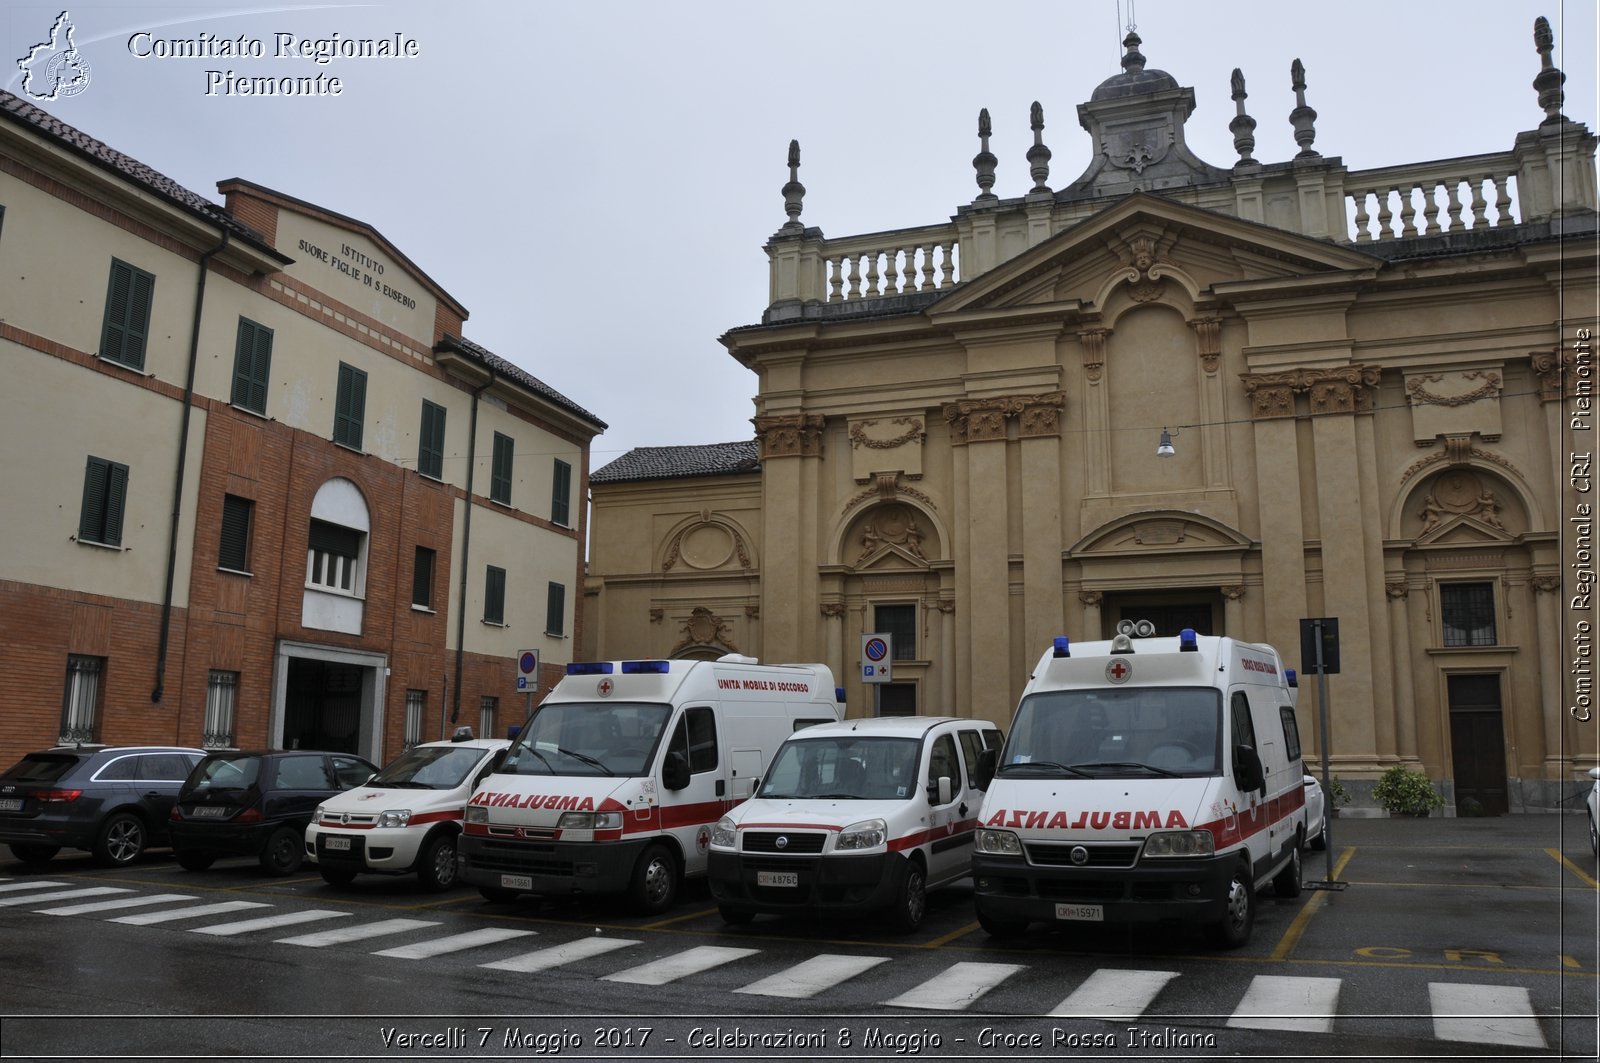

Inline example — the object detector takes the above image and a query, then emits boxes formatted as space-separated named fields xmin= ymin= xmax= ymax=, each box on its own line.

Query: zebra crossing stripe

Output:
xmin=112 ymin=901 xmax=269 ymax=925
xmin=0 ymin=887 xmax=131 ymax=907
xmin=1050 ymin=969 xmax=1179 ymax=1018
xmin=276 ymin=918 xmax=442 ymax=947
xmin=0 ymin=880 xmax=69 ymax=894
xmin=481 ymin=937 xmax=640 ymax=974
xmin=883 ymin=961 xmax=1026 ymax=1011
xmin=1226 ymin=975 xmax=1341 ymax=1033
xmin=602 ymin=945 xmax=760 ymax=986
xmin=735 ymin=954 xmax=891 ymax=999
xmin=372 ymin=927 xmax=534 ymax=959
xmin=39 ymin=893 xmax=198 ymax=916
xmin=1429 ymin=983 xmax=1546 ymax=1049
xmin=192 ymin=910 xmax=350 ymax=936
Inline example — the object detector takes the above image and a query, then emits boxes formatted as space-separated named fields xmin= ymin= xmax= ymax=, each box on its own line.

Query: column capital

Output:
xmin=755 ymin=413 xmax=826 ymax=458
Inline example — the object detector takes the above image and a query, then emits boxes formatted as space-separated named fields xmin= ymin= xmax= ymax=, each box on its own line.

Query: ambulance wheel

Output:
xmin=629 ymin=844 xmax=679 ymax=915
xmin=1274 ymin=840 xmax=1303 ymax=898
xmin=718 ymin=903 xmax=755 ymax=925
xmin=888 ymin=858 xmax=928 ymax=933
xmin=977 ymin=910 xmax=1028 ymax=939
xmin=1211 ymin=861 xmax=1255 ymax=949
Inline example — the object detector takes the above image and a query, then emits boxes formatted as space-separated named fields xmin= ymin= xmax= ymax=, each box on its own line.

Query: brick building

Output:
xmin=0 ymin=91 xmax=605 ymax=766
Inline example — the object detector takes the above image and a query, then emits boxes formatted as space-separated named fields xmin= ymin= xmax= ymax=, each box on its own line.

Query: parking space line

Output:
xmin=923 ymin=921 xmax=980 ymax=949
xmin=642 ymin=906 xmax=718 ymax=930
xmin=1546 ymin=847 xmax=1600 ymax=889
xmin=1270 ymin=846 xmax=1356 ymax=962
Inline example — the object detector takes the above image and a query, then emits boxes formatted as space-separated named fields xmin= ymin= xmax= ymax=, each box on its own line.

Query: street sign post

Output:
xmin=860 ymin=633 xmax=891 ymax=684
xmin=516 ymin=649 xmax=540 ymax=694
xmin=1299 ymin=617 xmax=1346 ymax=892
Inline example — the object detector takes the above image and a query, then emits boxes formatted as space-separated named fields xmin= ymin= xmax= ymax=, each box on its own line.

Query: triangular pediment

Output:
xmin=929 ymin=192 xmax=1381 ymax=318
xmin=854 ymin=544 xmax=929 ymax=572
xmin=1414 ymin=514 xmax=1516 ymax=548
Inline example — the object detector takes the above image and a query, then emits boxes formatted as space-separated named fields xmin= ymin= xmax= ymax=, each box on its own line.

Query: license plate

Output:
xmin=500 ymin=874 xmax=533 ymax=890
xmin=0 ymin=798 xmax=22 ymax=812
xmin=191 ymin=806 xmax=229 ymax=819
xmin=325 ymin=836 xmax=351 ymax=851
xmin=1055 ymin=903 xmax=1104 ymax=922
xmin=756 ymin=871 xmax=799 ymax=888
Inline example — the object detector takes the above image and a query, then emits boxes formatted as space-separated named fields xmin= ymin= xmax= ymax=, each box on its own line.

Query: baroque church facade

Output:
xmin=585 ymin=21 xmax=1597 ymax=813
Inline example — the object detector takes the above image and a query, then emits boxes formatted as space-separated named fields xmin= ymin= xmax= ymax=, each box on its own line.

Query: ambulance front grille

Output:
xmin=1025 ymin=842 xmax=1140 ymax=868
xmin=742 ymin=831 xmax=827 ymax=855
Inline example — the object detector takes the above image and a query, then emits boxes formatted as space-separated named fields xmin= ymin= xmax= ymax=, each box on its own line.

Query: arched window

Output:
xmin=306 ymin=478 xmax=370 ymax=598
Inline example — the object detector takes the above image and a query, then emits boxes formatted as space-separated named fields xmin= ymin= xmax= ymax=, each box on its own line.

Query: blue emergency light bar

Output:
xmin=1052 ymin=636 xmax=1071 ymax=658
xmin=836 ymin=687 xmax=846 ymax=704
xmin=621 ymin=660 xmax=670 ymax=674
xmin=1179 ymin=628 xmax=1199 ymax=652
xmin=1285 ymin=668 xmax=1298 ymax=687
xmin=566 ymin=662 xmax=615 ymax=676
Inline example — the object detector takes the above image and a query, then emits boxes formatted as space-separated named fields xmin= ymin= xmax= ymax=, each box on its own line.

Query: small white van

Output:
xmin=458 ymin=655 xmax=841 ymax=913
xmin=973 ymin=621 xmax=1307 ymax=948
xmin=306 ymin=728 xmax=508 ymax=891
xmin=707 ymin=715 xmax=1002 ymax=932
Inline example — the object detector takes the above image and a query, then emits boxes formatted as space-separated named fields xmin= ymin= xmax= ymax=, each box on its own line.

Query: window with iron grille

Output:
xmin=418 ymin=400 xmax=446 ymax=479
xmin=404 ymin=689 xmax=426 ymax=750
xmin=412 ymin=546 xmax=435 ymax=609
xmin=551 ymin=459 xmax=572 ymax=526
xmin=491 ymin=432 xmax=513 ymax=504
xmin=875 ymin=604 xmax=917 ymax=660
xmin=60 ymin=655 xmax=104 ymax=745
xmin=78 ymin=456 xmax=129 ymax=547
xmin=333 ymin=362 xmax=367 ymax=449
xmin=1441 ymin=582 xmax=1497 ymax=646
xmin=230 ymin=317 xmax=273 ymax=414
xmin=100 ymin=259 xmax=155 ymax=370
xmin=480 ymin=696 xmax=498 ymax=742
xmin=484 ymin=565 xmax=506 ymax=625
xmin=307 ymin=519 xmax=362 ymax=593
xmin=204 ymin=671 xmax=238 ymax=749
xmin=218 ymin=494 xmax=253 ymax=572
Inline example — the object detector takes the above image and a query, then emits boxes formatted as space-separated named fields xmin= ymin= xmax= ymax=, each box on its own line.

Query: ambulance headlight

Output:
xmin=710 ymin=816 xmax=737 ymax=850
xmin=557 ymin=811 xmax=623 ymax=830
xmin=835 ymin=818 xmax=887 ymax=851
xmin=975 ymin=828 xmax=1023 ymax=856
xmin=377 ymin=810 xmax=412 ymax=829
xmin=464 ymin=806 xmax=488 ymax=825
xmin=1141 ymin=830 xmax=1215 ymax=858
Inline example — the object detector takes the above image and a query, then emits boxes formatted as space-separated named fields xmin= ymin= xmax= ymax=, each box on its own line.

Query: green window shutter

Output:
xmin=231 ymin=318 xmax=273 ymax=413
xmin=551 ymin=459 xmax=571 ymax=526
xmin=218 ymin=495 xmax=252 ymax=571
xmin=484 ymin=565 xmax=506 ymax=624
xmin=335 ymin=363 xmax=366 ymax=448
xmin=546 ymin=581 xmax=565 ymax=636
xmin=418 ymin=401 xmax=445 ymax=479
xmin=79 ymin=456 xmax=129 ymax=547
xmin=100 ymin=260 xmax=155 ymax=370
xmin=491 ymin=433 xmax=513 ymax=504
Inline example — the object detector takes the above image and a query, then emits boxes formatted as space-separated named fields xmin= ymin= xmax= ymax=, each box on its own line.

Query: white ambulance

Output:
xmin=458 ymin=655 xmax=841 ymax=913
xmin=972 ymin=621 xmax=1308 ymax=949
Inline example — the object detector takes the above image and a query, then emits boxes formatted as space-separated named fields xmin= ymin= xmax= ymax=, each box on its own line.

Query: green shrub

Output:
xmin=1371 ymin=765 xmax=1446 ymax=816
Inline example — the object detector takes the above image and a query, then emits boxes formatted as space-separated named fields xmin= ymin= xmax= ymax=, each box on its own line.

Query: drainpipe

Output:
xmin=152 ymin=230 xmax=230 ymax=706
xmin=453 ymin=368 xmax=495 ymax=722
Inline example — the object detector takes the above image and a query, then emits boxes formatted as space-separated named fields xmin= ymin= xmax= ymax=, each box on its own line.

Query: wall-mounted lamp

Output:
xmin=1156 ymin=428 xmax=1176 ymax=458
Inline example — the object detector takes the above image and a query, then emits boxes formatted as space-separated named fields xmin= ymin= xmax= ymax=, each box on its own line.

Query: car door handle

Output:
xmin=958 ymin=802 xmax=968 ymax=816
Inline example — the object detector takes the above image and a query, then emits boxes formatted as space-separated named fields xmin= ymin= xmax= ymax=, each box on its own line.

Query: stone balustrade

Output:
xmin=821 ymin=228 xmax=960 ymax=303
xmin=1343 ymin=154 xmax=1521 ymax=243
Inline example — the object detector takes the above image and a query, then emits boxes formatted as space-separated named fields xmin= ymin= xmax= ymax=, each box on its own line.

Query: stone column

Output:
xmin=1386 ymin=580 xmax=1418 ymax=760
xmin=755 ymin=414 xmax=824 ymax=662
xmin=1533 ymin=574 xmax=1565 ymax=774
xmin=1221 ymin=584 xmax=1245 ymax=636
xmin=1078 ymin=328 xmax=1112 ymax=497
xmin=1079 ymin=591 xmax=1103 ymax=642
xmin=937 ymin=599 xmax=957 ymax=717
xmin=944 ymin=397 xmax=1014 ymax=724
xmin=1241 ymin=372 xmax=1310 ymax=654
xmin=821 ymin=601 xmax=847 ymax=713
xmin=1020 ymin=394 xmax=1067 ymax=664
xmin=1190 ymin=316 xmax=1230 ymax=488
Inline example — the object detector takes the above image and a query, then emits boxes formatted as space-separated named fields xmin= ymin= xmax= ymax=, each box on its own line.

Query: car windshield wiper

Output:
xmin=810 ymin=792 xmax=863 ymax=800
xmin=998 ymin=760 xmax=1089 ymax=777
xmin=557 ymin=746 xmax=614 ymax=776
xmin=1073 ymin=761 xmax=1180 ymax=778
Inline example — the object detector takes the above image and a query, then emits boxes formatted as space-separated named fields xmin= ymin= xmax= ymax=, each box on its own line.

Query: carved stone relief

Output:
xmin=672 ymin=607 xmax=736 ymax=654
xmin=755 ymin=413 xmax=825 ymax=458
xmin=942 ymin=392 xmax=1066 ymax=444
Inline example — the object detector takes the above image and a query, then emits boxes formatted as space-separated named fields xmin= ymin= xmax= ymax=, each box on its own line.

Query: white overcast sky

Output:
xmin=5 ymin=1 xmax=1596 ymax=470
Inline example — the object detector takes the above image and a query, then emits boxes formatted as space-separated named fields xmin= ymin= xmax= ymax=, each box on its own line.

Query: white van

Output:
xmin=306 ymin=728 xmax=509 ymax=891
xmin=458 ymin=655 xmax=841 ymax=913
xmin=972 ymin=621 xmax=1307 ymax=949
xmin=707 ymin=715 xmax=1002 ymax=932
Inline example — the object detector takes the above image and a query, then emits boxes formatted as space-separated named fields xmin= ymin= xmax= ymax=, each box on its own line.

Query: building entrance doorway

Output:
xmin=284 ymin=658 xmax=366 ymax=754
xmin=1447 ymin=673 xmax=1508 ymax=816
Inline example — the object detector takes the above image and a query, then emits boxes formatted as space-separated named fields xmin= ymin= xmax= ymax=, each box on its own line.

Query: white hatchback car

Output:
xmin=1587 ymin=767 xmax=1599 ymax=855
xmin=1303 ymin=774 xmax=1328 ymax=851
xmin=306 ymin=730 xmax=508 ymax=891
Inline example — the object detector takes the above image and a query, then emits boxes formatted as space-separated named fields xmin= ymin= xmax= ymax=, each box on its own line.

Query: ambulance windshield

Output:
xmin=500 ymin=701 xmax=671 ymax=778
xmin=758 ymin=736 xmax=920 ymax=801
xmin=1001 ymin=687 xmax=1222 ymax=778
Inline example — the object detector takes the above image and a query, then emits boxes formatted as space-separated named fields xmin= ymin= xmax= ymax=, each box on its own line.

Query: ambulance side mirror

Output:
xmin=1234 ymin=744 xmax=1265 ymax=792
xmin=976 ymin=748 xmax=997 ymax=790
xmin=927 ymin=776 xmax=953 ymax=806
xmin=663 ymin=751 xmax=690 ymax=791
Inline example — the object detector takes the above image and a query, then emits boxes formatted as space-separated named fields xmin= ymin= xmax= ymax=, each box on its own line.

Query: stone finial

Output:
xmin=1121 ymin=31 xmax=1147 ymax=74
xmin=780 ymin=139 xmax=805 ymax=232
xmin=1026 ymin=101 xmax=1052 ymax=193
xmin=973 ymin=108 xmax=998 ymax=202
xmin=1532 ymin=16 xmax=1567 ymax=123
xmin=1289 ymin=58 xmax=1319 ymax=158
xmin=1229 ymin=67 xmax=1257 ymax=165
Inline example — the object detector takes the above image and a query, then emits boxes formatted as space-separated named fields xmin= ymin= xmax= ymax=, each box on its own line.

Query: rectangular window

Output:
xmin=1441 ymin=582 xmax=1496 ymax=646
xmin=417 ymin=400 xmax=447 ymax=479
xmin=551 ymin=459 xmax=572 ymax=526
xmin=100 ymin=258 xmax=156 ymax=370
xmin=404 ymin=689 xmax=426 ymax=750
xmin=480 ymin=696 xmax=498 ymax=742
xmin=876 ymin=604 xmax=917 ymax=661
xmin=230 ymin=317 xmax=273 ymax=414
xmin=333 ymin=362 xmax=367 ymax=449
xmin=1278 ymin=706 xmax=1303 ymax=766
xmin=484 ymin=565 xmax=506 ymax=625
xmin=412 ymin=546 xmax=436 ymax=609
xmin=204 ymin=671 xmax=238 ymax=749
xmin=307 ymin=519 xmax=361 ymax=593
xmin=78 ymin=456 xmax=129 ymax=547
xmin=218 ymin=494 xmax=253 ymax=572
xmin=545 ymin=581 xmax=565 ymax=636
xmin=60 ymin=655 xmax=104 ymax=745
xmin=491 ymin=432 xmax=513 ymax=504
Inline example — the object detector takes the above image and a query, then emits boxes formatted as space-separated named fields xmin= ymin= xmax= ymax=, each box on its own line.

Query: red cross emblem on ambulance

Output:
xmin=597 ymin=678 xmax=614 ymax=697
xmin=1105 ymin=659 xmax=1132 ymax=684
